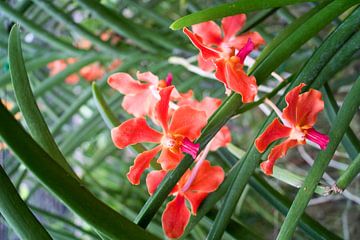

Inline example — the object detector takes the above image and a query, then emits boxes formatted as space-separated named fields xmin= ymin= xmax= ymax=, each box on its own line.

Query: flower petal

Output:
xmin=255 ymin=118 xmax=292 ymax=153
xmin=146 ymin=170 xmax=167 ymax=195
xmin=155 ymin=86 xmax=173 ymax=133
xmin=197 ymin=54 xmax=215 ymax=72
xmin=111 ymin=118 xmax=162 ymax=149
xmin=162 ymin=195 xmax=190 ymax=239
xmin=186 ymin=160 xmax=224 ymax=192
xmin=183 ymin=27 xmax=221 ymax=60
xmin=108 ymin=73 xmax=148 ymax=95
xmin=228 ymin=32 xmax=265 ymax=50
xmin=121 ymin=90 xmax=156 ymax=117
xmin=157 ymin=148 xmax=184 ymax=171
xmin=192 ymin=21 xmax=222 ymax=46
xmin=184 ymin=191 xmax=209 ymax=215
xmin=65 ymin=74 xmax=80 ymax=85
xmin=215 ymin=59 xmax=258 ymax=103
xmin=169 ymin=106 xmax=207 ymax=140
xmin=261 ymin=139 xmax=299 ymax=175
xmin=222 ymin=14 xmax=246 ymax=41
xmin=282 ymin=83 xmax=324 ymax=128
xmin=136 ymin=71 xmax=159 ymax=85
xmin=127 ymin=146 xmax=162 ymax=185
xmin=210 ymin=126 xmax=232 ymax=151
xmin=80 ymin=63 xmax=105 ymax=81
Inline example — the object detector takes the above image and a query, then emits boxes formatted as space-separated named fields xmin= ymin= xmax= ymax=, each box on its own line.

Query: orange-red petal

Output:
xmin=121 ymin=90 xmax=156 ymax=117
xmin=157 ymin=148 xmax=184 ymax=171
xmin=65 ymin=74 xmax=80 ymax=85
xmin=136 ymin=71 xmax=159 ymax=85
xmin=183 ymin=27 xmax=221 ymax=60
xmin=197 ymin=54 xmax=216 ymax=72
xmin=127 ymin=146 xmax=162 ymax=185
xmin=210 ymin=126 xmax=232 ymax=151
xmin=192 ymin=21 xmax=222 ymax=46
xmin=162 ymin=194 xmax=190 ymax=239
xmin=262 ymin=139 xmax=299 ymax=175
xmin=214 ymin=58 xmax=258 ymax=103
xmin=108 ymin=73 xmax=148 ymax=95
xmin=184 ymin=191 xmax=208 ymax=215
xmin=228 ymin=32 xmax=265 ymax=50
xmin=222 ymin=14 xmax=246 ymax=41
xmin=186 ymin=160 xmax=224 ymax=192
xmin=282 ymin=83 xmax=324 ymax=129
xmin=155 ymin=86 xmax=173 ymax=133
xmin=146 ymin=170 xmax=167 ymax=195
xmin=169 ymin=106 xmax=207 ymax=140
xmin=255 ymin=118 xmax=292 ymax=153
xmin=111 ymin=118 xmax=162 ymax=149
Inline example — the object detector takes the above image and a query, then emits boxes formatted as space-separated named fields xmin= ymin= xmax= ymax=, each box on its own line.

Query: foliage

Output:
xmin=0 ymin=0 xmax=359 ymax=239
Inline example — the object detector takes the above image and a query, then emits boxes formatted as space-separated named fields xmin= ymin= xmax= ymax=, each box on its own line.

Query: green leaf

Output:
xmin=0 ymin=53 xmax=69 ymax=87
xmin=0 ymin=101 xmax=160 ymax=240
xmin=9 ymin=24 xmax=77 ymax=179
xmin=276 ymin=76 xmax=360 ymax=239
xmin=170 ymin=0 xmax=323 ymax=30
xmin=0 ymin=2 xmax=81 ymax=54
xmin=0 ymin=165 xmax=52 ymax=240
xmin=76 ymin=0 xmax=158 ymax=53
xmin=31 ymin=0 xmax=130 ymax=57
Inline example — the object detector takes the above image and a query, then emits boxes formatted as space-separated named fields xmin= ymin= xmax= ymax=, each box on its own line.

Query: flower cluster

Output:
xmin=47 ymin=34 xmax=122 ymax=85
xmin=108 ymin=13 xmax=330 ymax=239
xmin=109 ymin=71 xmax=229 ymax=238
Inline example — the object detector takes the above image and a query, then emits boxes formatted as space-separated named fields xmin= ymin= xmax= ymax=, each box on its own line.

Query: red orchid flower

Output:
xmin=47 ymin=58 xmax=80 ymax=84
xmin=79 ymin=62 xmax=105 ymax=82
xmin=191 ymin=14 xmax=264 ymax=72
xmin=178 ymin=96 xmax=232 ymax=151
xmin=146 ymin=160 xmax=224 ymax=239
xmin=108 ymin=71 xmax=180 ymax=118
xmin=111 ymin=86 xmax=207 ymax=184
xmin=183 ymin=15 xmax=263 ymax=102
xmin=255 ymin=83 xmax=330 ymax=175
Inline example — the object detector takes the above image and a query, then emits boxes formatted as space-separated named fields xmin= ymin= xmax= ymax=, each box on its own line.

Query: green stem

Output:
xmin=336 ymin=153 xmax=360 ymax=190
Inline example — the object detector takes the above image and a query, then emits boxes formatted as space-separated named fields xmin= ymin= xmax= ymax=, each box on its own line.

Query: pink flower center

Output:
xmin=305 ymin=128 xmax=330 ymax=150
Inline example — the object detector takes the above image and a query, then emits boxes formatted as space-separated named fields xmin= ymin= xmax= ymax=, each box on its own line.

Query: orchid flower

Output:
xmin=178 ymin=96 xmax=231 ymax=151
xmin=183 ymin=14 xmax=264 ymax=102
xmin=146 ymin=160 xmax=224 ymax=238
xmin=79 ymin=62 xmax=105 ymax=82
xmin=108 ymin=71 xmax=180 ymax=118
xmin=47 ymin=58 xmax=80 ymax=84
xmin=185 ymin=14 xmax=264 ymax=72
xmin=255 ymin=83 xmax=330 ymax=175
xmin=111 ymin=86 xmax=207 ymax=184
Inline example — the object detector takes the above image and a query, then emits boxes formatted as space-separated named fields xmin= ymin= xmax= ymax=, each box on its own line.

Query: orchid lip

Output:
xmin=236 ymin=38 xmax=254 ymax=64
xmin=180 ymin=137 xmax=200 ymax=159
xmin=305 ymin=128 xmax=330 ymax=150
xmin=165 ymin=72 xmax=173 ymax=86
